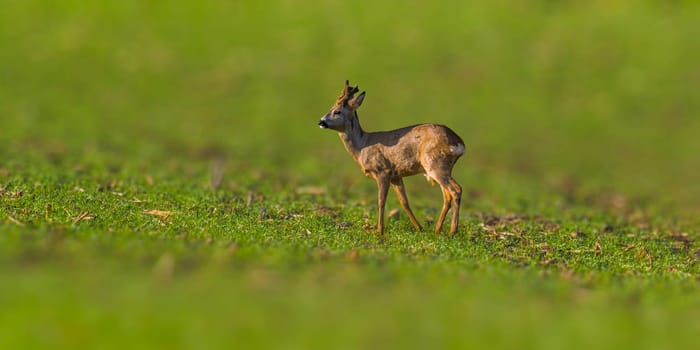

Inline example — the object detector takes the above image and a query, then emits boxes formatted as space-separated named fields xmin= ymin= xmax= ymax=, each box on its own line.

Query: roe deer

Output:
xmin=318 ymin=80 xmax=465 ymax=235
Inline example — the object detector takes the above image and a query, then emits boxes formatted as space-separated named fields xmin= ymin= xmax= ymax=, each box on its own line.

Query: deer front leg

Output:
xmin=390 ymin=178 xmax=423 ymax=231
xmin=376 ymin=177 xmax=390 ymax=234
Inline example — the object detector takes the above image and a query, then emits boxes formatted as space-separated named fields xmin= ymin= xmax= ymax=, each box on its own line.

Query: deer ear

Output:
xmin=350 ymin=91 xmax=366 ymax=108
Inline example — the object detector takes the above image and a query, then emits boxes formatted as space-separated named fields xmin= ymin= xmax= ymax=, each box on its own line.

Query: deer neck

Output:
xmin=338 ymin=112 xmax=367 ymax=162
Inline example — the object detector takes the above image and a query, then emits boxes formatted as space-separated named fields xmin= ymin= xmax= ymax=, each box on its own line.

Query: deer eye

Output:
xmin=333 ymin=110 xmax=342 ymax=115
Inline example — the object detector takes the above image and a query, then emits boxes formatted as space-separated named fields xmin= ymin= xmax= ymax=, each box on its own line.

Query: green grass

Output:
xmin=2 ymin=0 xmax=700 ymax=349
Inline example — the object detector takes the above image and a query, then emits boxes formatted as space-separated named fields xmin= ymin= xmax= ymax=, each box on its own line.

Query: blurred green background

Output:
xmin=2 ymin=1 xmax=700 ymax=349
xmin=2 ymin=0 xmax=699 ymax=206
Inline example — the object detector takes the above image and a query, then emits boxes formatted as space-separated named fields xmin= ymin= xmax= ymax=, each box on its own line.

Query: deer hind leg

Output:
xmin=430 ymin=172 xmax=462 ymax=235
xmin=435 ymin=185 xmax=452 ymax=233
xmin=390 ymin=178 xmax=423 ymax=231
xmin=375 ymin=177 xmax=390 ymax=234
xmin=447 ymin=177 xmax=462 ymax=236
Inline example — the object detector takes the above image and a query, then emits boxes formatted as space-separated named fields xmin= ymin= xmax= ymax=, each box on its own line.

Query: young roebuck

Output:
xmin=318 ymin=81 xmax=465 ymax=235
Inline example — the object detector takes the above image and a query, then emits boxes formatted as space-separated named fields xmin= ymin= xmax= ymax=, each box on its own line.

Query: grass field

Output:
xmin=2 ymin=0 xmax=700 ymax=348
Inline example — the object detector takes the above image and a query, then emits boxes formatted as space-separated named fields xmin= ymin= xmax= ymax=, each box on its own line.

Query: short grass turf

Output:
xmin=2 ymin=1 xmax=700 ymax=349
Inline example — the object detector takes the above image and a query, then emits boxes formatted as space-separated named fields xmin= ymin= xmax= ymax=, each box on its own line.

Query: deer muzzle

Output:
xmin=318 ymin=120 xmax=328 ymax=129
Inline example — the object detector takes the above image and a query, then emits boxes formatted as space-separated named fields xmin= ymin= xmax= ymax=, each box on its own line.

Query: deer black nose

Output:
xmin=318 ymin=120 xmax=328 ymax=129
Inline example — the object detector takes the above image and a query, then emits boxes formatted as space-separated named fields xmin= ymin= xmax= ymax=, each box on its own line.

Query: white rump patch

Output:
xmin=450 ymin=143 xmax=465 ymax=156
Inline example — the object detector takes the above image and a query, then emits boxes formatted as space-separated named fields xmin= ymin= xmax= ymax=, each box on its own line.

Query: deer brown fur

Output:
xmin=318 ymin=80 xmax=465 ymax=235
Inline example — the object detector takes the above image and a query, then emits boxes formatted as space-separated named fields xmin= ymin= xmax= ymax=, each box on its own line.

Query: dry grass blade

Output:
xmin=668 ymin=232 xmax=692 ymax=248
xmin=144 ymin=209 xmax=172 ymax=219
xmin=4 ymin=190 xmax=24 ymax=199
xmin=247 ymin=191 xmax=254 ymax=208
xmin=73 ymin=210 xmax=95 ymax=224
xmin=45 ymin=204 xmax=53 ymax=221
xmin=7 ymin=216 xmax=25 ymax=227
xmin=388 ymin=208 xmax=400 ymax=219
xmin=623 ymin=243 xmax=637 ymax=253
xmin=635 ymin=246 xmax=654 ymax=267
xmin=296 ymin=186 xmax=327 ymax=195
xmin=570 ymin=231 xmax=585 ymax=239
xmin=210 ymin=159 xmax=226 ymax=190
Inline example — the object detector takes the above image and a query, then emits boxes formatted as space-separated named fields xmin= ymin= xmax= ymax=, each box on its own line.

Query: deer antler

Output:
xmin=336 ymin=80 xmax=360 ymax=105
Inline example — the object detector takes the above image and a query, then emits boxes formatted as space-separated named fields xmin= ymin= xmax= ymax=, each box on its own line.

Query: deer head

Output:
xmin=318 ymin=80 xmax=366 ymax=131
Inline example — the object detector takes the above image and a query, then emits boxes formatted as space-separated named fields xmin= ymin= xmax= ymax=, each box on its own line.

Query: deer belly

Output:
xmin=393 ymin=162 xmax=423 ymax=178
